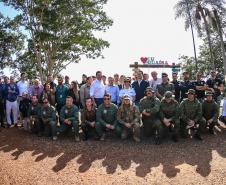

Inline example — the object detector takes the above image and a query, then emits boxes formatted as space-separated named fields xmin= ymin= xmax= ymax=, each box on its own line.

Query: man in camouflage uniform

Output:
xmin=40 ymin=98 xmax=57 ymax=140
xmin=202 ymin=91 xmax=219 ymax=134
xmin=180 ymin=89 xmax=206 ymax=140
xmin=159 ymin=91 xmax=180 ymax=142
xmin=139 ymin=87 xmax=163 ymax=145
xmin=27 ymin=94 xmax=42 ymax=136
xmin=81 ymin=97 xmax=98 ymax=141
xmin=156 ymin=72 xmax=175 ymax=100
xmin=117 ymin=94 xmax=140 ymax=142
xmin=95 ymin=93 xmax=122 ymax=141
xmin=58 ymin=96 xmax=80 ymax=142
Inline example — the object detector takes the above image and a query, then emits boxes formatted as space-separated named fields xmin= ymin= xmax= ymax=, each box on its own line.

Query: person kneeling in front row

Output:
xmin=58 ymin=96 xmax=80 ymax=142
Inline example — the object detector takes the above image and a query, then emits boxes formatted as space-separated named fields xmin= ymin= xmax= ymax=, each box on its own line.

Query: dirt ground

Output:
xmin=0 ymin=120 xmax=225 ymax=185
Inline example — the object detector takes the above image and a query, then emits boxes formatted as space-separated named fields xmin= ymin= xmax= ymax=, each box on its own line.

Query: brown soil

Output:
xmin=0 ymin=121 xmax=225 ymax=184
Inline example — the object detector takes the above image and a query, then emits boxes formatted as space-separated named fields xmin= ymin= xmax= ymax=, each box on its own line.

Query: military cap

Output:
xmin=124 ymin=78 xmax=131 ymax=82
xmin=163 ymin=91 xmax=175 ymax=100
xmin=205 ymin=91 xmax=213 ymax=96
xmin=123 ymin=94 xmax=130 ymax=100
xmin=183 ymin=71 xmax=189 ymax=75
xmin=144 ymin=86 xmax=154 ymax=93
xmin=185 ymin=89 xmax=196 ymax=96
xmin=162 ymin=72 xmax=168 ymax=76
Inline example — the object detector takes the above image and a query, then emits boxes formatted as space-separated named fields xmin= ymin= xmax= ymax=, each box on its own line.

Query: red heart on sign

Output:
xmin=141 ymin=57 xmax=148 ymax=64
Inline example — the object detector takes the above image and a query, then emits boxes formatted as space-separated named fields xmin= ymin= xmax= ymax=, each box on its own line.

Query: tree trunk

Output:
xmin=214 ymin=10 xmax=226 ymax=91
xmin=199 ymin=6 xmax=215 ymax=70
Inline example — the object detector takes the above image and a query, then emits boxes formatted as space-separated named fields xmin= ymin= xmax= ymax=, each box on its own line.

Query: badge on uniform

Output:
xmin=201 ymin=82 xmax=203 ymax=85
xmin=43 ymin=111 xmax=46 ymax=115
xmin=31 ymin=107 xmax=34 ymax=110
xmin=60 ymin=95 xmax=62 ymax=98
xmin=104 ymin=110 xmax=107 ymax=114
xmin=65 ymin=110 xmax=68 ymax=113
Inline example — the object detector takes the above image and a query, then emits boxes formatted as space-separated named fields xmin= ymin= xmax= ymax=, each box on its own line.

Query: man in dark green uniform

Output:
xmin=58 ymin=96 xmax=80 ymax=142
xmin=156 ymin=72 xmax=175 ymax=100
xmin=95 ymin=93 xmax=122 ymax=141
xmin=117 ymin=94 xmax=140 ymax=142
xmin=40 ymin=98 xmax=57 ymax=140
xmin=202 ymin=91 xmax=219 ymax=134
xmin=27 ymin=94 xmax=42 ymax=136
xmin=81 ymin=97 xmax=98 ymax=141
xmin=139 ymin=87 xmax=163 ymax=145
xmin=180 ymin=89 xmax=206 ymax=140
xmin=159 ymin=91 xmax=180 ymax=142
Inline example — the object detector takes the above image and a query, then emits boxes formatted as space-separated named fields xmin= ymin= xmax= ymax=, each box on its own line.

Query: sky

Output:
xmin=1 ymin=0 xmax=203 ymax=83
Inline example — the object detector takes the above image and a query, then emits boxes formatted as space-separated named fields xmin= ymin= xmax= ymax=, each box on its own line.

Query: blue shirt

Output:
xmin=5 ymin=84 xmax=19 ymax=101
xmin=105 ymin=84 xmax=120 ymax=103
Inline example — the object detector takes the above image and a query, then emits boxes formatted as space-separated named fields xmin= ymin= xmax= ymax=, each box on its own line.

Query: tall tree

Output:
xmin=174 ymin=0 xmax=225 ymax=70
xmin=0 ymin=12 xmax=25 ymax=67
xmin=1 ymin=0 xmax=113 ymax=84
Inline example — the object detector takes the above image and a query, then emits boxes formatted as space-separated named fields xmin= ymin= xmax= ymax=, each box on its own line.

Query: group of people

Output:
xmin=0 ymin=69 xmax=225 ymax=145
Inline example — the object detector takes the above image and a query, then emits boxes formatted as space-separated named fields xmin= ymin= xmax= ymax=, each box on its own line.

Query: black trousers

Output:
xmin=56 ymin=104 xmax=65 ymax=125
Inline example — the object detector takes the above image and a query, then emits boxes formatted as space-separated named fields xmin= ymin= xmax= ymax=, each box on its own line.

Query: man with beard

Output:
xmin=56 ymin=76 xmax=69 ymax=125
xmin=117 ymin=94 xmax=140 ymax=142
xmin=180 ymin=89 xmax=206 ymax=140
xmin=194 ymin=72 xmax=208 ymax=103
xmin=40 ymin=98 xmax=57 ymax=140
xmin=30 ymin=79 xmax=44 ymax=102
xmin=139 ymin=87 xmax=163 ymax=145
xmin=47 ymin=74 xmax=57 ymax=90
xmin=27 ymin=94 xmax=42 ymax=136
xmin=95 ymin=93 xmax=122 ymax=141
xmin=59 ymin=96 xmax=80 ymax=142
xmin=19 ymin=91 xmax=32 ymax=131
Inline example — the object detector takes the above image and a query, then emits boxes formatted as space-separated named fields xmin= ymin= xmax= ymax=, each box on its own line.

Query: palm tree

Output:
xmin=174 ymin=0 xmax=225 ymax=70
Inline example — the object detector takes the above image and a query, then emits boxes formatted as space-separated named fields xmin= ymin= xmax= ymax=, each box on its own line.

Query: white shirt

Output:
xmin=17 ymin=80 xmax=29 ymax=96
xmin=90 ymin=79 xmax=105 ymax=98
xmin=149 ymin=78 xmax=162 ymax=95
xmin=119 ymin=88 xmax=136 ymax=102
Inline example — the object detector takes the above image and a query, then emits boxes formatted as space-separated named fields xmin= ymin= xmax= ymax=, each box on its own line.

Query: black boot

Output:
xmin=82 ymin=133 xmax=90 ymax=141
xmin=155 ymin=137 xmax=162 ymax=145
xmin=172 ymin=135 xmax=179 ymax=142
xmin=194 ymin=133 xmax=203 ymax=140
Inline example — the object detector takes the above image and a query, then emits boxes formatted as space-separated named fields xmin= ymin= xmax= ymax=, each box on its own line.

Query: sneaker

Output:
xmin=209 ymin=129 xmax=214 ymax=134
xmin=38 ymin=132 xmax=42 ymax=137
xmin=155 ymin=137 xmax=162 ymax=145
xmin=75 ymin=136 xmax=80 ymax=142
xmin=133 ymin=136 xmax=140 ymax=142
xmin=14 ymin=124 xmax=18 ymax=128
xmin=172 ymin=135 xmax=179 ymax=142
xmin=194 ymin=133 xmax=203 ymax=140
xmin=53 ymin=136 xmax=57 ymax=140
xmin=100 ymin=133 xmax=106 ymax=141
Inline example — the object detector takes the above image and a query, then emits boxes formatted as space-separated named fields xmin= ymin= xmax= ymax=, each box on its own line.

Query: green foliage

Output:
xmin=0 ymin=12 xmax=25 ymax=66
xmin=1 ymin=0 xmax=113 ymax=83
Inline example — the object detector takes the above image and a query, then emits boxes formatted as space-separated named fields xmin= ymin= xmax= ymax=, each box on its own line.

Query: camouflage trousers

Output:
xmin=181 ymin=117 xmax=206 ymax=137
xmin=204 ymin=118 xmax=218 ymax=130
xmin=121 ymin=123 xmax=140 ymax=139
xmin=162 ymin=119 xmax=180 ymax=137
xmin=142 ymin=117 xmax=163 ymax=138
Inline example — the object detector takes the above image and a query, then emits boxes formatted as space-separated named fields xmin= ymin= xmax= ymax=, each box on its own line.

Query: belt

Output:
xmin=7 ymin=99 xmax=16 ymax=102
xmin=94 ymin=98 xmax=103 ymax=100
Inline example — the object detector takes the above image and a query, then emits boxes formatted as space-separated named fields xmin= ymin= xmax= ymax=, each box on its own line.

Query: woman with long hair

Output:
xmin=40 ymin=82 xmax=56 ymax=106
xmin=67 ymin=81 xmax=81 ymax=108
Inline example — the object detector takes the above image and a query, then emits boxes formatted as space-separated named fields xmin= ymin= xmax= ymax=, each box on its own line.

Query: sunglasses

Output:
xmin=104 ymin=98 xmax=110 ymax=100
xmin=188 ymin=93 xmax=194 ymax=95
xmin=211 ymin=72 xmax=216 ymax=73
xmin=197 ymin=75 xmax=201 ymax=76
xmin=43 ymin=102 xmax=48 ymax=104
xmin=162 ymin=75 xmax=167 ymax=77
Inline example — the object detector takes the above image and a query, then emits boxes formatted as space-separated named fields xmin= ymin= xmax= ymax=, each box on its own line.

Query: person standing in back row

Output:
xmin=132 ymin=70 xmax=149 ymax=106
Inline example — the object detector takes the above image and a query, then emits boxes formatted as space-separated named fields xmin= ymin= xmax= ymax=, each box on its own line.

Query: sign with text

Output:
xmin=140 ymin=57 xmax=169 ymax=65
